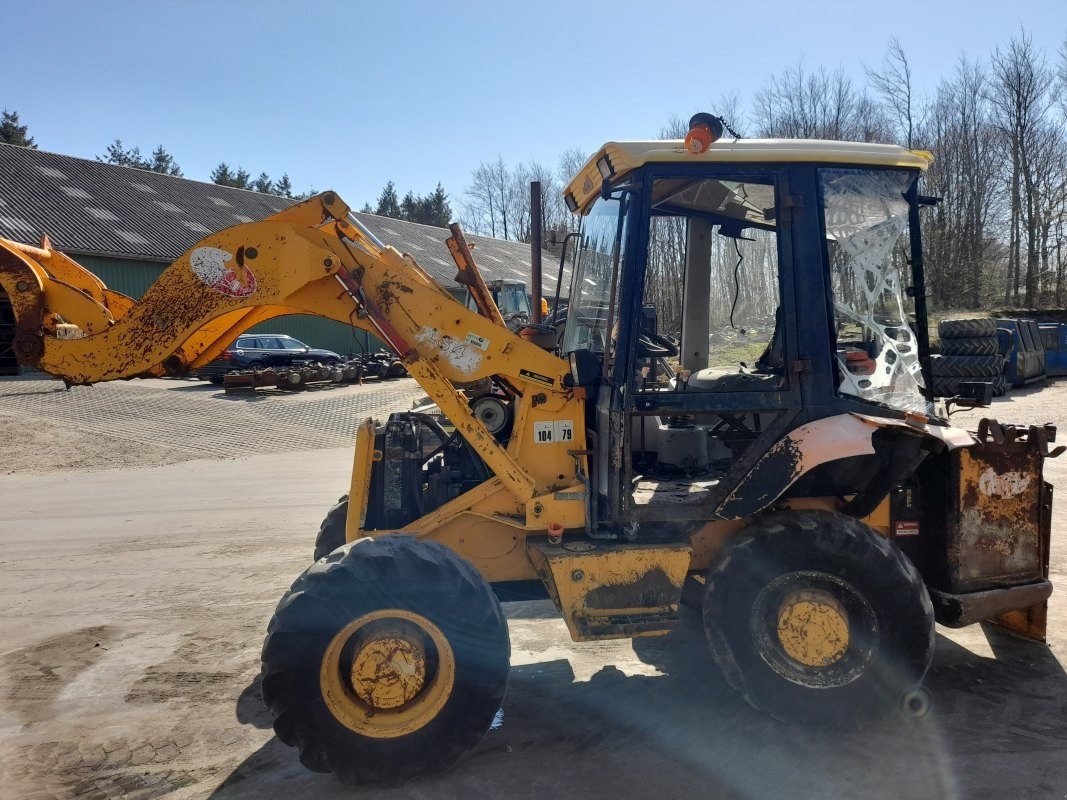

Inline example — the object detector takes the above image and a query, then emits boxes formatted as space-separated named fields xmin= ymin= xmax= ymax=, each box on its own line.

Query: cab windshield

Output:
xmin=562 ymin=194 xmax=628 ymax=355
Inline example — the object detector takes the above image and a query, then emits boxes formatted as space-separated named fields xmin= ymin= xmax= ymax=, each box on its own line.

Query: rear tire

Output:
xmin=313 ymin=495 xmax=349 ymax=561
xmin=938 ymin=337 xmax=998 ymax=356
xmin=938 ymin=318 xmax=997 ymax=338
xmin=931 ymin=354 xmax=1004 ymax=378
xmin=262 ymin=535 xmax=510 ymax=786
xmin=702 ymin=510 xmax=934 ymax=727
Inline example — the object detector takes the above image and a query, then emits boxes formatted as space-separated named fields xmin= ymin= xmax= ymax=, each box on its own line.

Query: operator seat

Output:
xmin=686 ymin=309 xmax=785 ymax=392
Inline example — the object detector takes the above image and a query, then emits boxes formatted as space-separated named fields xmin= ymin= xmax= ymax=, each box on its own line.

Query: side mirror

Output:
xmin=564 ymin=348 xmax=601 ymax=389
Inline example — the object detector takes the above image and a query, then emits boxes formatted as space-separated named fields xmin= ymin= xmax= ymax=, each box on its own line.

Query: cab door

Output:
xmin=604 ymin=164 xmax=819 ymax=526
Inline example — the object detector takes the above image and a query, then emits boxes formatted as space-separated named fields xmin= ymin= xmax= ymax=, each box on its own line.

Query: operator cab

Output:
xmin=560 ymin=122 xmax=932 ymax=530
xmin=465 ymin=279 xmax=533 ymax=332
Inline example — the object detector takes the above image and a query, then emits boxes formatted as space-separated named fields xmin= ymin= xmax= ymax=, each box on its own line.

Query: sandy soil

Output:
xmin=0 ymin=413 xmax=193 ymax=475
xmin=0 ymin=379 xmax=1064 ymax=799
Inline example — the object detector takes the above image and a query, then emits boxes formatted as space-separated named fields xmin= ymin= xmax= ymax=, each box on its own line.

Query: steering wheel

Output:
xmin=637 ymin=331 xmax=679 ymax=358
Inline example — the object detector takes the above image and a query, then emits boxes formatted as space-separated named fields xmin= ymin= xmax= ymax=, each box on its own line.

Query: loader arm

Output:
xmin=0 ymin=192 xmax=587 ymax=529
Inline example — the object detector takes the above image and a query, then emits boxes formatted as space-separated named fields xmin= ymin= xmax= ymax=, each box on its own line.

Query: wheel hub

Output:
xmin=350 ymin=634 xmax=428 ymax=710
xmin=776 ymin=589 xmax=850 ymax=667
xmin=320 ymin=609 xmax=456 ymax=739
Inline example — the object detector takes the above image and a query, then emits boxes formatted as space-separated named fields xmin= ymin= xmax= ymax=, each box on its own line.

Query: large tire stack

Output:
xmin=932 ymin=318 xmax=1007 ymax=397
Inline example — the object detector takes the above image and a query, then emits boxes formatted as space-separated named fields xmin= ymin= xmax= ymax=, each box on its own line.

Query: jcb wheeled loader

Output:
xmin=0 ymin=117 xmax=1058 ymax=786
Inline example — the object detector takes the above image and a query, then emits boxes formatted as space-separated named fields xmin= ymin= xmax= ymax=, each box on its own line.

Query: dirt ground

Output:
xmin=0 ymin=377 xmax=1065 ymax=799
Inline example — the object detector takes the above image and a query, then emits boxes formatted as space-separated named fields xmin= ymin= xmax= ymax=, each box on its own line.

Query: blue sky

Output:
xmin=3 ymin=1 xmax=1065 ymax=210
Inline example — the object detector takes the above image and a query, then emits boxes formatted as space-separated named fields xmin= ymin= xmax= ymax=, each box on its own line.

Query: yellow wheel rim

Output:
xmin=776 ymin=589 xmax=850 ymax=668
xmin=319 ymin=609 xmax=455 ymax=739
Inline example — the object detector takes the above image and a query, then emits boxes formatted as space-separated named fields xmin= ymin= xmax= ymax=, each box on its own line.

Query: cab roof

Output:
xmin=564 ymin=138 xmax=933 ymax=214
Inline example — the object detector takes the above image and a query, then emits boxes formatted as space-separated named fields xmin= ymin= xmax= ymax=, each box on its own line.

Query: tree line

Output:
xmin=360 ymin=181 xmax=452 ymax=228
xmin=98 ymin=140 xmax=314 ymax=199
xmin=457 ymin=30 xmax=1067 ymax=315
xmin=727 ymin=30 xmax=1067 ymax=312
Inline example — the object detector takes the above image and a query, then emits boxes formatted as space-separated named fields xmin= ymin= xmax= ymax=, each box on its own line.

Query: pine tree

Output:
xmin=100 ymin=139 xmax=145 ymax=168
xmin=253 ymin=172 xmax=273 ymax=193
xmin=375 ymin=181 xmax=401 ymax=218
xmin=0 ymin=109 xmax=36 ymax=148
xmin=99 ymin=139 xmax=181 ymax=174
xmin=211 ymin=163 xmax=254 ymax=189
xmin=211 ymin=162 xmax=236 ymax=186
xmin=148 ymin=145 xmax=182 ymax=176
xmin=423 ymin=183 xmax=452 ymax=227
xmin=360 ymin=202 xmax=373 ymax=213
xmin=274 ymin=173 xmax=293 ymax=198
xmin=400 ymin=190 xmax=420 ymax=221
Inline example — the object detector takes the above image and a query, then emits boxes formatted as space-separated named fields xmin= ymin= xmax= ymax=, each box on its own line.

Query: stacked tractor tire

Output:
xmin=932 ymin=318 xmax=1008 ymax=398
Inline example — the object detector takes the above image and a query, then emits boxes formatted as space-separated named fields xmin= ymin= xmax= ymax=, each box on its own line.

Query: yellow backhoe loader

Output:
xmin=0 ymin=116 xmax=1058 ymax=786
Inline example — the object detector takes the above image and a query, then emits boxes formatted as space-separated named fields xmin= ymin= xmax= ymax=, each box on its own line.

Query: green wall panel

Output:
xmin=76 ymin=255 xmax=166 ymax=298
xmin=74 ymin=255 xmax=382 ymax=355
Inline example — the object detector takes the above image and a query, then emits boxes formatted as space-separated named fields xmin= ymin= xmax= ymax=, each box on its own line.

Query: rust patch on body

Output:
xmin=583 ymin=568 xmax=680 ymax=610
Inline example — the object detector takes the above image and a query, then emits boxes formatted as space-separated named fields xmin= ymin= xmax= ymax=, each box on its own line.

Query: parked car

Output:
xmin=194 ymin=334 xmax=343 ymax=383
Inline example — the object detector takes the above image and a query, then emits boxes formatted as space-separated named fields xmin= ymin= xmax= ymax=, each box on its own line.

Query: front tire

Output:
xmin=262 ymin=535 xmax=510 ymax=786
xmin=313 ymin=494 xmax=348 ymax=561
xmin=702 ymin=510 xmax=934 ymax=727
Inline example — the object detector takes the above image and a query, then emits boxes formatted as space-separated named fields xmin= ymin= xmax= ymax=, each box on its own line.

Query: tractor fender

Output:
xmin=716 ymin=413 xmax=976 ymax=519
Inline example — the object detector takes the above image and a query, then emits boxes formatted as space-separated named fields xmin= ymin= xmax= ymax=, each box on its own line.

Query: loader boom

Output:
xmin=0 ymin=191 xmax=588 ymax=531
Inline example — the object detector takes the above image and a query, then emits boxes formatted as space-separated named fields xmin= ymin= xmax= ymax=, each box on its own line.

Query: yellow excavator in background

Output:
xmin=0 ymin=115 xmax=1058 ymax=787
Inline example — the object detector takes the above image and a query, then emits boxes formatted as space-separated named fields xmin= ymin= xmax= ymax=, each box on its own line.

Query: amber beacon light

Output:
xmin=684 ymin=113 xmax=725 ymax=154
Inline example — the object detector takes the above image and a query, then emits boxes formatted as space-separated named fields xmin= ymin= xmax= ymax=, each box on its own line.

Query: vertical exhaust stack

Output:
xmin=530 ymin=181 xmax=543 ymax=324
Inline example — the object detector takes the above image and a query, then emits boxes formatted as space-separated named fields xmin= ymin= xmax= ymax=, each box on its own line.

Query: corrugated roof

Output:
xmin=352 ymin=212 xmax=570 ymax=298
xmin=0 ymin=144 xmax=569 ymax=296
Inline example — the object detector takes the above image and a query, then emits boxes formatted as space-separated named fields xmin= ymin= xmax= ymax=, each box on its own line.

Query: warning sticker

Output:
xmin=534 ymin=420 xmax=574 ymax=444
xmin=519 ymin=368 xmax=554 ymax=386
xmin=465 ymin=332 xmax=490 ymax=351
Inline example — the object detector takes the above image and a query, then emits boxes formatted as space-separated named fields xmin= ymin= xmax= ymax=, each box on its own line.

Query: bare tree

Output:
xmin=464 ymin=158 xmax=512 ymax=239
xmin=557 ymin=147 xmax=589 ymax=186
xmin=1059 ymin=35 xmax=1067 ymax=120
xmin=753 ymin=61 xmax=886 ymax=141
xmin=990 ymin=31 xmax=1055 ymax=305
xmin=712 ymin=91 xmax=747 ymax=137
xmin=918 ymin=58 xmax=1003 ymax=308
xmin=865 ymin=37 xmax=917 ymax=147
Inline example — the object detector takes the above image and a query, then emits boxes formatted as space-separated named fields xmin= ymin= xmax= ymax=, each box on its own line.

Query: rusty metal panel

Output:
xmin=945 ymin=422 xmax=1056 ymax=593
xmin=527 ymin=536 xmax=691 ymax=641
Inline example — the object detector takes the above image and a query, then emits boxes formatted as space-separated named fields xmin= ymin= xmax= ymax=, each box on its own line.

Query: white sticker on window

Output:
xmin=534 ymin=420 xmax=574 ymax=444
xmin=465 ymin=332 xmax=490 ymax=351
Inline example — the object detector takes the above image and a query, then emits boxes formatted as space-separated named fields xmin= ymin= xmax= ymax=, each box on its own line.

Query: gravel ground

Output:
xmin=0 ymin=376 xmax=1064 ymax=799
xmin=0 ymin=376 xmax=426 ymax=474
